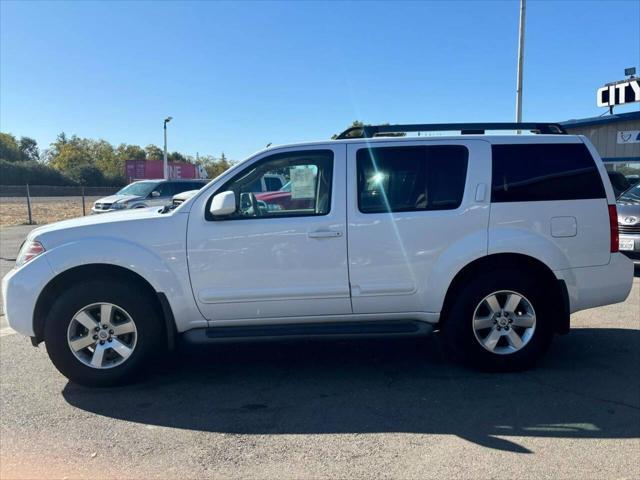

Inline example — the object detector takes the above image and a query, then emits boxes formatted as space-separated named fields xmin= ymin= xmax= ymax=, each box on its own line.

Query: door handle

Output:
xmin=308 ymin=230 xmax=343 ymax=239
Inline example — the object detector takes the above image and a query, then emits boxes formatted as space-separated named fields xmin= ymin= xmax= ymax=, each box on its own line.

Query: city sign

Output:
xmin=596 ymin=79 xmax=640 ymax=107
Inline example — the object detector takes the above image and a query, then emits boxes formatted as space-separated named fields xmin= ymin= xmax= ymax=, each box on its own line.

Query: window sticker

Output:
xmin=290 ymin=166 xmax=316 ymax=199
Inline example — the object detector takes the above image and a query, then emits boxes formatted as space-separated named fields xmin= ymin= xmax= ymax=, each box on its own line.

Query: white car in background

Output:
xmin=92 ymin=179 xmax=207 ymax=213
xmin=171 ymin=174 xmax=285 ymax=208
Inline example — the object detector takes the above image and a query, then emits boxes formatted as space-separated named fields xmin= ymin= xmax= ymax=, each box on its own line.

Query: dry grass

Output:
xmin=0 ymin=197 xmax=102 ymax=227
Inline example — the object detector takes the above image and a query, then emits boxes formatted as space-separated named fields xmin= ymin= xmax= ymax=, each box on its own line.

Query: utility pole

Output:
xmin=163 ymin=116 xmax=172 ymax=179
xmin=515 ymin=0 xmax=526 ymax=129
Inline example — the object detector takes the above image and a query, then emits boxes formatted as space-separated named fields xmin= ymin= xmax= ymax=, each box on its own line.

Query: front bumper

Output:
xmin=91 ymin=206 xmax=121 ymax=214
xmin=1 ymin=256 xmax=55 ymax=337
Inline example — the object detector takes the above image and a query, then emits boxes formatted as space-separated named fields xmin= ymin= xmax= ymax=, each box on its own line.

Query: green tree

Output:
xmin=168 ymin=151 xmax=187 ymax=163
xmin=145 ymin=144 xmax=164 ymax=161
xmin=48 ymin=142 xmax=92 ymax=171
xmin=0 ymin=132 xmax=22 ymax=161
xmin=196 ymin=153 xmax=233 ymax=179
xmin=91 ymin=140 xmax=118 ymax=176
xmin=116 ymin=143 xmax=146 ymax=162
xmin=331 ymin=120 xmax=365 ymax=139
xmin=47 ymin=132 xmax=70 ymax=159
xmin=18 ymin=136 xmax=39 ymax=161
xmin=68 ymin=164 xmax=105 ymax=186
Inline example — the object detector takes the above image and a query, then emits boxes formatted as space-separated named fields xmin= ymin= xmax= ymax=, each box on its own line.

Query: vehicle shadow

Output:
xmin=62 ymin=328 xmax=640 ymax=453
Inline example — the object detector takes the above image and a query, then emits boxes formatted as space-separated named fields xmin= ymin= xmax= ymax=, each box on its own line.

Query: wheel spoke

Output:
xmin=74 ymin=311 xmax=98 ymax=331
xmin=512 ymin=313 xmax=535 ymax=328
xmin=111 ymin=321 xmax=135 ymax=336
xmin=110 ymin=338 xmax=133 ymax=360
xmin=69 ymin=335 xmax=95 ymax=352
xmin=90 ymin=344 xmax=106 ymax=368
xmin=506 ymin=329 xmax=524 ymax=349
xmin=100 ymin=304 xmax=114 ymax=326
xmin=482 ymin=328 xmax=502 ymax=352
xmin=504 ymin=293 xmax=522 ymax=313
xmin=474 ymin=315 xmax=494 ymax=330
xmin=485 ymin=295 xmax=501 ymax=314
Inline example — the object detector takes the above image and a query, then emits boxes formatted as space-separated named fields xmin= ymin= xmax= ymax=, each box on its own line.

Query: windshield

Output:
xmin=618 ymin=183 xmax=640 ymax=204
xmin=116 ymin=182 xmax=159 ymax=197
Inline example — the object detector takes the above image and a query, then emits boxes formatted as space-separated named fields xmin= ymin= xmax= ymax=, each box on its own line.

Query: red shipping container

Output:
xmin=125 ymin=160 xmax=199 ymax=182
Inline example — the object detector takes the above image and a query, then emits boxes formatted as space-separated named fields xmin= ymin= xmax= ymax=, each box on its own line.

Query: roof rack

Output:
xmin=334 ymin=122 xmax=567 ymax=139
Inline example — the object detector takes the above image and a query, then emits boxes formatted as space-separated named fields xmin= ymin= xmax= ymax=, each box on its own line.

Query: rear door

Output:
xmin=346 ymin=139 xmax=491 ymax=314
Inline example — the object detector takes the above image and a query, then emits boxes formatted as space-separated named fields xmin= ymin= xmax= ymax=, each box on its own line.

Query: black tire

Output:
xmin=441 ymin=269 xmax=555 ymax=371
xmin=44 ymin=279 xmax=164 ymax=387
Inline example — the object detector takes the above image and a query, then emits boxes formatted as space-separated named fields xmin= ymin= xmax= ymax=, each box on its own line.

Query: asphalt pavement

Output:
xmin=0 ymin=225 xmax=638 ymax=479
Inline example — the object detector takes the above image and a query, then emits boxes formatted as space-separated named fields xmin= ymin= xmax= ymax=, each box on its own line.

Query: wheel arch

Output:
xmin=33 ymin=263 xmax=176 ymax=348
xmin=440 ymin=253 xmax=570 ymax=334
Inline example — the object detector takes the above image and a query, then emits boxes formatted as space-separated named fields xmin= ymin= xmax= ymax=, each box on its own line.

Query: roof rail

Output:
xmin=334 ymin=122 xmax=567 ymax=139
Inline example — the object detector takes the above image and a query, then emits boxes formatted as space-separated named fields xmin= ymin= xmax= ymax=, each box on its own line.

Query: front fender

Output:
xmin=43 ymin=237 xmax=206 ymax=332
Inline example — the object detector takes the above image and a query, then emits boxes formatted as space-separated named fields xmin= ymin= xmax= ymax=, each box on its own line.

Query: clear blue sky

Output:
xmin=1 ymin=0 xmax=639 ymax=160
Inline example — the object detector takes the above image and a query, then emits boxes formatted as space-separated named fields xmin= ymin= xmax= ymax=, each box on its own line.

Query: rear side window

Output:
xmin=357 ymin=145 xmax=468 ymax=213
xmin=491 ymin=143 xmax=605 ymax=202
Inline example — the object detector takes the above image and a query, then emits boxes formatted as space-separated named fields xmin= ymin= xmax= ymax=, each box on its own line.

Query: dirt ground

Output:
xmin=0 ymin=196 xmax=103 ymax=226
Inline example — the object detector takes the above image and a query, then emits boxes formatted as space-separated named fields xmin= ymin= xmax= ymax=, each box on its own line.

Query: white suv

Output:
xmin=2 ymin=123 xmax=633 ymax=386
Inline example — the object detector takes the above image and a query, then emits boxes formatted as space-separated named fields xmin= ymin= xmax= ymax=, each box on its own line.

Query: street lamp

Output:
xmin=515 ymin=0 xmax=526 ymax=131
xmin=163 ymin=116 xmax=173 ymax=179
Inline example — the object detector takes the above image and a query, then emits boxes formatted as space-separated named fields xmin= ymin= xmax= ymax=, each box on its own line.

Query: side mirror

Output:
xmin=209 ymin=191 xmax=236 ymax=217
xmin=151 ymin=191 xmax=161 ymax=198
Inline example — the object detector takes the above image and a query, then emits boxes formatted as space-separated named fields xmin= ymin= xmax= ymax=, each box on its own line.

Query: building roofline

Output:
xmin=560 ymin=110 xmax=640 ymax=128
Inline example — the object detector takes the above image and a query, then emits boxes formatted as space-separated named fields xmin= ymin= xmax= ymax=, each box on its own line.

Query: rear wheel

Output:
xmin=442 ymin=270 xmax=554 ymax=371
xmin=44 ymin=279 xmax=163 ymax=386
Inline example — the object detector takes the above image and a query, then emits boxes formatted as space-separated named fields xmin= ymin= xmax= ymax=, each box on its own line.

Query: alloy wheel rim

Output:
xmin=472 ymin=290 xmax=536 ymax=355
xmin=66 ymin=302 xmax=137 ymax=369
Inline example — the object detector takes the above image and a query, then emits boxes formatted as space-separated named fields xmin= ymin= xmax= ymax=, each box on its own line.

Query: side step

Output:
xmin=182 ymin=320 xmax=434 ymax=344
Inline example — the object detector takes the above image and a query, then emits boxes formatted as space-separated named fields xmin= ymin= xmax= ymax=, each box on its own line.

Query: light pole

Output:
xmin=163 ymin=116 xmax=172 ymax=179
xmin=515 ymin=0 xmax=526 ymax=129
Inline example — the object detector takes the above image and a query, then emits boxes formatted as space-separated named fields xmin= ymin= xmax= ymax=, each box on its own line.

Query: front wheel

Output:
xmin=44 ymin=279 xmax=163 ymax=386
xmin=441 ymin=270 xmax=554 ymax=371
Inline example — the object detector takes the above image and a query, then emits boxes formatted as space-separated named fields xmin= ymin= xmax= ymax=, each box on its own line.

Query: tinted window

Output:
xmin=172 ymin=182 xmax=193 ymax=195
xmin=264 ymin=176 xmax=283 ymax=191
xmin=491 ymin=144 xmax=605 ymax=202
xmin=357 ymin=145 xmax=468 ymax=213
xmin=209 ymin=150 xmax=333 ymax=220
xmin=154 ymin=182 xmax=174 ymax=197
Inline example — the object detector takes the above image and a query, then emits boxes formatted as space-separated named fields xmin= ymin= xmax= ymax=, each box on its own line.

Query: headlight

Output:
xmin=111 ymin=202 xmax=127 ymax=210
xmin=16 ymin=240 xmax=45 ymax=268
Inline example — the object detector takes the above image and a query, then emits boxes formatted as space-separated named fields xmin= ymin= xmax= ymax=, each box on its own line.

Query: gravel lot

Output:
xmin=0 ymin=196 xmax=105 ymax=227
xmin=1 ymin=225 xmax=638 ymax=479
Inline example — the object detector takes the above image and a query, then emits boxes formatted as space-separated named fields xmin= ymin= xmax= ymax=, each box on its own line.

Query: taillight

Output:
xmin=608 ymin=204 xmax=619 ymax=253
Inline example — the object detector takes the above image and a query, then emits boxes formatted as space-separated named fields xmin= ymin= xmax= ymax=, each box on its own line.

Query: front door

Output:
xmin=187 ymin=145 xmax=351 ymax=322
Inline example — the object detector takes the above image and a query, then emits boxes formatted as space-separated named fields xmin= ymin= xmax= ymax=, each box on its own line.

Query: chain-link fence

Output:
xmin=0 ymin=185 xmax=122 ymax=226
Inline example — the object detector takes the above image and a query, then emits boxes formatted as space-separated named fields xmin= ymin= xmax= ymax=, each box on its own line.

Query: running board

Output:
xmin=181 ymin=320 xmax=434 ymax=344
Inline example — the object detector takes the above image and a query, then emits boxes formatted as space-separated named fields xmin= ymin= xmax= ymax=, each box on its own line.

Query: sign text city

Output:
xmin=596 ymin=79 xmax=640 ymax=107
